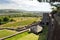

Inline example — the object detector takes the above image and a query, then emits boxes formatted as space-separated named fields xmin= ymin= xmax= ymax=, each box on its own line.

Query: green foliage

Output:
xmin=33 ymin=21 xmax=37 ymax=23
xmin=10 ymin=19 xmax=15 ymax=22
xmin=38 ymin=26 xmax=48 ymax=40
xmin=0 ymin=13 xmax=41 ymax=17
xmin=0 ymin=16 xmax=14 ymax=25
xmin=0 ymin=18 xmax=3 ymax=22
xmin=3 ymin=17 xmax=10 ymax=22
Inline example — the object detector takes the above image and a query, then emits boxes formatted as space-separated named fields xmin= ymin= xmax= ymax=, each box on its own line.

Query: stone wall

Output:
xmin=47 ymin=11 xmax=60 ymax=40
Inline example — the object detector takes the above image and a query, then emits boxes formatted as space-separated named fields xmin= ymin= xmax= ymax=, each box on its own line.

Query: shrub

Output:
xmin=10 ymin=19 xmax=15 ymax=22
xmin=0 ymin=18 xmax=3 ymax=22
xmin=3 ymin=17 xmax=10 ymax=22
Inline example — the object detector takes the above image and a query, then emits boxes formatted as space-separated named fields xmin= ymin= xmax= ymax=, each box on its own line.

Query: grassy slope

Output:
xmin=0 ymin=29 xmax=16 ymax=38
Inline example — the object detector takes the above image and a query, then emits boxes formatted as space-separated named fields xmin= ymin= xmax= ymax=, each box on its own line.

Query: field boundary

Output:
xmin=0 ymin=29 xmax=29 ymax=40
xmin=0 ymin=21 xmax=41 ymax=40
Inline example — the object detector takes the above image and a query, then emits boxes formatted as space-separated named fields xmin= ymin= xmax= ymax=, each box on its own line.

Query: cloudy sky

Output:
xmin=0 ymin=0 xmax=52 ymax=12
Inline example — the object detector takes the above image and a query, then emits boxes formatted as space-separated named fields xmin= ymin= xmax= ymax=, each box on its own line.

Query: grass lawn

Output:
xmin=17 ymin=33 xmax=39 ymax=40
xmin=0 ymin=29 xmax=17 ymax=38
xmin=5 ymin=32 xmax=39 ymax=40
xmin=0 ymin=17 xmax=41 ymax=28
xmin=5 ymin=31 xmax=30 ymax=40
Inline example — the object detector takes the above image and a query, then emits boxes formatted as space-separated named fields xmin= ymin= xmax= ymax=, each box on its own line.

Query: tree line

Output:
xmin=0 ymin=17 xmax=14 ymax=25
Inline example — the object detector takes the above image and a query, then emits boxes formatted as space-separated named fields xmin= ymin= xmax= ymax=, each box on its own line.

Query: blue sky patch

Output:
xmin=0 ymin=0 xmax=12 ymax=4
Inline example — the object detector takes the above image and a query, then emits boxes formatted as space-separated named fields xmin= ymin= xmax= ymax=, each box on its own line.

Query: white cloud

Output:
xmin=0 ymin=0 xmax=52 ymax=12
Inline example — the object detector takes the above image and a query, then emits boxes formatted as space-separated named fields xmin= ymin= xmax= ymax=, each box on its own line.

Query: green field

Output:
xmin=17 ymin=33 xmax=39 ymax=40
xmin=0 ymin=29 xmax=17 ymax=38
xmin=0 ymin=24 xmax=48 ymax=40
xmin=0 ymin=17 xmax=48 ymax=40
xmin=5 ymin=31 xmax=30 ymax=40
xmin=5 ymin=26 xmax=48 ymax=40
xmin=0 ymin=17 xmax=41 ymax=28
xmin=5 ymin=31 xmax=39 ymax=40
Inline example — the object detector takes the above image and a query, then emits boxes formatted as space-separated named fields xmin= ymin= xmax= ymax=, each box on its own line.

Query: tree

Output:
xmin=3 ymin=17 xmax=10 ymax=22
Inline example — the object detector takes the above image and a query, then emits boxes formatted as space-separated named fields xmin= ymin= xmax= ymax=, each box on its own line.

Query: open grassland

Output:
xmin=0 ymin=29 xmax=17 ymax=38
xmin=5 ymin=31 xmax=30 ymax=40
xmin=5 ymin=32 xmax=39 ymax=40
xmin=0 ymin=17 xmax=41 ymax=28
xmin=17 ymin=33 xmax=39 ymax=40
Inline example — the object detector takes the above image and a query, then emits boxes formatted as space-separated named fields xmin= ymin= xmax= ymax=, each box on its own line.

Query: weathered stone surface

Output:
xmin=30 ymin=25 xmax=43 ymax=34
xmin=47 ymin=11 xmax=60 ymax=40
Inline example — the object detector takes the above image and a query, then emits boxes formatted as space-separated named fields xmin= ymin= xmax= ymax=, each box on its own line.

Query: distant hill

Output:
xmin=0 ymin=9 xmax=24 ymax=13
xmin=0 ymin=9 xmax=43 ymax=16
